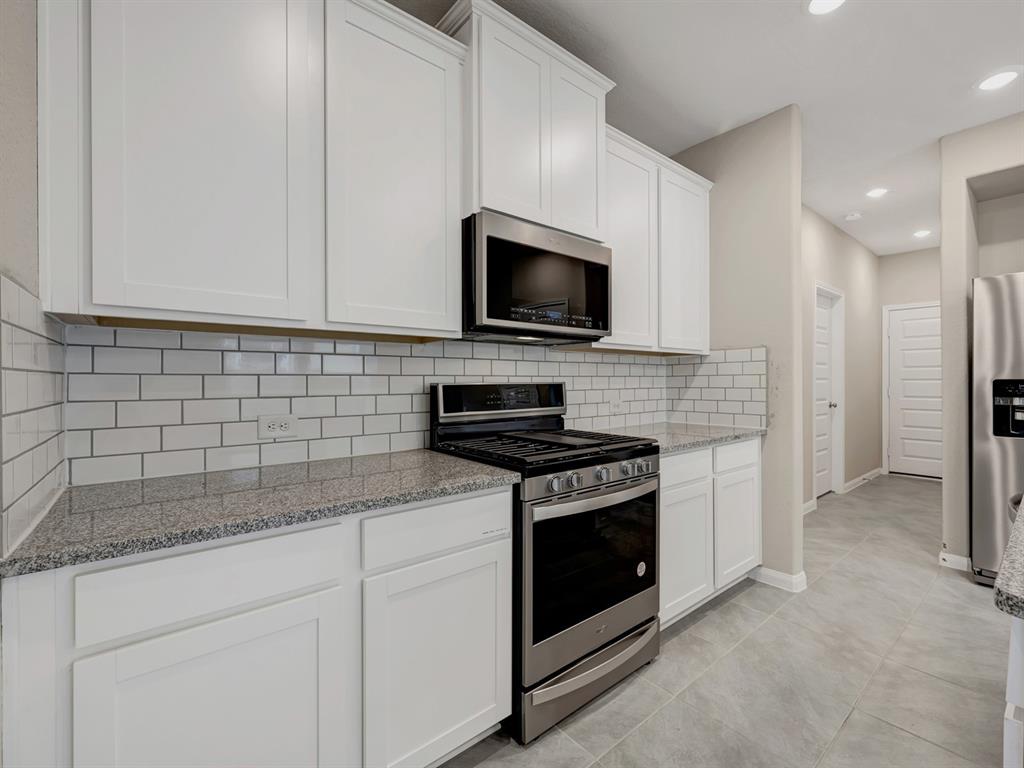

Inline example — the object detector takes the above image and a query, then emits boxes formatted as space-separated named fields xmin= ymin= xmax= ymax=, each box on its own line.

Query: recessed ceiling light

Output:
xmin=978 ymin=70 xmax=1021 ymax=91
xmin=845 ymin=211 xmax=862 ymax=221
xmin=913 ymin=230 xmax=931 ymax=238
xmin=866 ymin=187 xmax=888 ymax=198
xmin=808 ymin=0 xmax=846 ymax=14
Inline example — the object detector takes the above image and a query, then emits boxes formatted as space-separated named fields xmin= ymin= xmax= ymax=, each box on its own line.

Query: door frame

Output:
xmin=814 ymin=282 xmax=845 ymax=496
xmin=881 ymin=301 xmax=941 ymax=475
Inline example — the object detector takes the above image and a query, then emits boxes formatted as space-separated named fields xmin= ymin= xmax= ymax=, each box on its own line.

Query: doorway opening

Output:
xmin=814 ymin=283 xmax=845 ymax=498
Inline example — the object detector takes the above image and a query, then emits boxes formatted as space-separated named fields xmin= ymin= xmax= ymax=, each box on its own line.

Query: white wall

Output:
xmin=675 ymin=105 xmax=804 ymax=579
xmin=939 ymin=112 xmax=1024 ymax=560
xmin=801 ymin=207 xmax=881 ymax=504
xmin=879 ymin=248 xmax=941 ymax=307
xmin=978 ymin=191 xmax=1024 ymax=277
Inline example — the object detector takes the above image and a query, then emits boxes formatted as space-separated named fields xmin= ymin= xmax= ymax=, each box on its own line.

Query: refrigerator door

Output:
xmin=972 ymin=273 xmax=1024 ymax=581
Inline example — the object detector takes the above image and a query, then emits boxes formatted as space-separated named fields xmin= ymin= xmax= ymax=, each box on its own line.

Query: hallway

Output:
xmin=445 ymin=474 xmax=1008 ymax=768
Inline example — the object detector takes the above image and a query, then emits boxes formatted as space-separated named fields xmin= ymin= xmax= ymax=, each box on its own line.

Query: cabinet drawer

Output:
xmin=714 ymin=439 xmax=760 ymax=473
xmin=661 ymin=449 xmax=712 ymax=488
xmin=361 ymin=489 xmax=511 ymax=571
xmin=75 ymin=525 xmax=344 ymax=648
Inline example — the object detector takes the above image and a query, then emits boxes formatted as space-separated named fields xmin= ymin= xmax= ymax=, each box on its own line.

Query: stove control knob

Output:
xmin=548 ymin=475 xmax=565 ymax=494
xmin=621 ymin=462 xmax=636 ymax=477
xmin=595 ymin=466 xmax=611 ymax=483
xmin=567 ymin=471 xmax=583 ymax=489
xmin=637 ymin=459 xmax=652 ymax=474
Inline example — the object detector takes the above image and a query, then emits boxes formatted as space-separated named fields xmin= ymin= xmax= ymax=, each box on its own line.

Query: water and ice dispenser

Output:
xmin=992 ymin=380 xmax=1024 ymax=438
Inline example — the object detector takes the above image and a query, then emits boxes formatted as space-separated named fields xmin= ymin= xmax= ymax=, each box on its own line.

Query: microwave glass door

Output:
xmin=530 ymin=483 xmax=657 ymax=645
xmin=486 ymin=236 xmax=609 ymax=333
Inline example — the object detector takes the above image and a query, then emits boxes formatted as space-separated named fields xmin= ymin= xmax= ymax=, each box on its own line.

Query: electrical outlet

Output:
xmin=257 ymin=414 xmax=297 ymax=439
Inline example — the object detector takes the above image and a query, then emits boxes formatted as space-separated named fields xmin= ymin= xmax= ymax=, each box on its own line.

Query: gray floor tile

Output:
xmin=558 ymin=674 xmax=671 ymax=759
xmin=599 ymin=698 xmax=789 ymax=768
xmin=803 ymin=538 xmax=854 ymax=584
xmin=887 ymin=619 xmax=1008 ymax=699
xmin=640 ymin=627 xmax=723 ymax=694
xmin=441 ymin=729 xmax=594 ymax=768
xmin=681 ymin=616 xmax=879 ymax=767
xmin=728 ymin=578 xmax=794 ymax=614
xmin=818 ymin=710 xmax=978 ymax=768
xmin=687 ymin=600 xmax=768 ymax=653
xmin=912 ymin=569 xmax=1011 ymax=634
xmin=856 ymin=660 xmax=1004 ymax=768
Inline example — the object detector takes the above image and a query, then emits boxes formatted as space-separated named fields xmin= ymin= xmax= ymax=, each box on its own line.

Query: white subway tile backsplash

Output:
xmin=309 ymin=436 xmax=352 ymax=460
xmin=183 ymin=399 xmax=240 ymax=424
xmin=117 ymin=400 xmax=182 ymax=427
xmin=222 ymin=421 xmax=261 ymax=446
xmin=323 ymin=355 xmax=363 ymax=375
xmin=353 ymin=434 xmax=389 ymax=456
xmin=206 ymin=444 xmax=260 ymax=471
xmin=291 ymin=396 xmax=335 ymax=418
xmin=163 ymin=423 xmax=221 ymax=451
xmin=65 ymin=325 xmax=114 ymax=346
xmin=141 ymin=374 xmax=202 ymax=400
xmin=92 ymin=426 xmax=161 ymax=456
xmin=240 ymin=335 xmax=290 ymax=352
xmin=116 ymin=328 xmax=181 ymax=349
xmin=351 ymin=376 xmax=388 ymax=395
xmin=363 ymin=356 xmax=400 ymax=375
xmin=260 ymin=441 xmax=307 ymax=466
xmin=181 ymin=331 xmax=239 ymax=350
xmin=239 ymin=397 xmax=290 ymax=420
xmin=290 ymin=338 xmax=335 ymax=354
xmin=205 ymin=375 xmax=259 ymax=399
xmin=71 ymin=454 xmax=141 ymax=484
xmin=66 ymin=402 xmax=116 ymax=429
xmin=322 ymin=416 xmax=363 ymax=438
xmin=70 ymin=374 xmax=139 ymax=401
xmin=164 ymin=349 xmax=222 ymax=374
xmin=94 ymin=346 xmax=161 ymax=374
xmin=276 ymin=353 xmax=321 ymax=375
xmin=224 ymin=351 xmax=275 ymax=374
xmin=259 ymin=375 xmax=306 ymax=397
xmin=144 ymin=449 xmax=205 ymax=478
xmin=364 ymin=414 xmax=400 ymax=434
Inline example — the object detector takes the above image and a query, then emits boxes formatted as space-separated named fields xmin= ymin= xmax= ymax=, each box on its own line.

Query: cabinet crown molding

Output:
xmin=437 ymin=0 xmax=614 ymax=92
xmin=606 ymin=125 xmax=713 ymax=191
xmin=352 ymin=0 xmax=468 ymax=60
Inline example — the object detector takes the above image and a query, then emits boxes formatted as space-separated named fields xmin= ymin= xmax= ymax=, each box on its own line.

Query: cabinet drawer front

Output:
xmin=362 ymin=490 xmax=511 ymax=572
xmin=75 ymin=525 xmax=343 ymax=648
xmin=714 ymin=439 xmax=760 ymax=473
xmin=661 ymin=449 xmax=712 ymax=488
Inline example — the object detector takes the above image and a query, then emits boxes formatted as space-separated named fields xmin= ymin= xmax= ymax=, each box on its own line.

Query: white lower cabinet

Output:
xmin=363 ymin=540 xmax=511 ymax=768
xmin=72 ymin=588 xmax=348 ymax=768
xmin=659 ymin=439 xmax=762 ymax=626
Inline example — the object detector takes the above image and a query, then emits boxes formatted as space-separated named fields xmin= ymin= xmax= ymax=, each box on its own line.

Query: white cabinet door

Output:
xmin=658 ymin=167 xmax=709 ymax=353
xmin=325 ymin=0 xmax=462 ymax=333
xmin=478 ymin=14 xmax=551 ymax=225
xmin=549 ymin=60 xmax=605 ymax=241
xmin=364 ymin=540 xmax=511 ymax=768
xmin=659 ymin=477 xmax=714 ymax=625
xmin=72 ymin=588 xmax=348 ymax=768
xmin=90 ymin=0 xmax=321 ymax=319
xmin=598 ymin=135 xmax=658 ymax=350
xmin=714 ymin=465 xmax=762 ymax=587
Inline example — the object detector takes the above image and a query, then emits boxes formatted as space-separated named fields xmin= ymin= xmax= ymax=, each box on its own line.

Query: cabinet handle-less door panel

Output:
xmin=658 ymin=167 xmax=709 ymax=353
xmin=597 ymin=137 xmax=658 ymax=349
xmin=549 ymin=60 xmax=605 ymax=241
xmin=90 ymin=0 xmax=319 ymax=319
xmin=72 ymin=588 xmax=347 ymax=767
xmin=659 ymin=477 xmax=715 ymax=624
xmin=364 ymin=540 xmax=511 ymax=768
xmin=478 ymin=15 xmax=551 ymax=224
xmin=714 ymin=464 xmax=761 ymax=586
xmin=326 ymin=0 xmax=461 ymax=332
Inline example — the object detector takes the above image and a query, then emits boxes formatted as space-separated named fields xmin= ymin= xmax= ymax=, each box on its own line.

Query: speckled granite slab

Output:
xmin=995 ymin=510 xmax=1024 ymax=618
xmin=617 ymin=422 xmax=766 ymax=456
xmin=0 ymin=450 xmax=519 ymax=578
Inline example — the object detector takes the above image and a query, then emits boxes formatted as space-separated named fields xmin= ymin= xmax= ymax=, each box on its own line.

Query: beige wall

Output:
xmin=879 ymin=247 xmax=941 ymax=306
xmin=801 ymin=207 xmax=881 ymax=505
xmin=978 ymin=192 xmax=1024 ymax=277
xmin=675 ymin=105 xmax=805 ymax=578
xmin=0 ymin=0 xmax=40 ymax=296
xmin=940 ymin=112 xmax=1024 ymax=559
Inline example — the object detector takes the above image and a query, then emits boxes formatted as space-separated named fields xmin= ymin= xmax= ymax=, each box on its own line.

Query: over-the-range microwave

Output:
xmin=462 ymin=211 xmax=612 ymax=344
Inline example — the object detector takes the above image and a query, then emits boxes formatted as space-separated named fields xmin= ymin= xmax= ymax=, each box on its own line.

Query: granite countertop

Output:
xmin=618 ymin=421 xmax=767 ymax=456
xmin=0 ymin=450 xmax=520 ymax=578
xmin=995 ymin=504 xmax=1024 ymax=618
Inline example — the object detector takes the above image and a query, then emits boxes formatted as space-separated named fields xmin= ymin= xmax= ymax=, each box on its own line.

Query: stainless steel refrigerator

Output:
xmin=972 ymin=273 xmax=1024 ymax=584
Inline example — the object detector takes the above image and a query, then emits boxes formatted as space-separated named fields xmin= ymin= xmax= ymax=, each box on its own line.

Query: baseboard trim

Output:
xmin=751 ymin=566 xmax=807 ymax=593
xmin=803 ymin=499 xmax=817 ymax=516
xmin=938 ymin=551 xmax=972 ymax=572
xmin=839 ymin=467 xmax=883 ymax=495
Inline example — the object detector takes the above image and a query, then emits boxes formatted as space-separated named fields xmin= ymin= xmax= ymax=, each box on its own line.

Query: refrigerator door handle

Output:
xmin=1010 ymin=493 xmax=1022 ymax=524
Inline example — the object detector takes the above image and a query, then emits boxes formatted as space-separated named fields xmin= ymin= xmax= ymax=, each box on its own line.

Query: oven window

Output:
xmin=531 ymin=487 xmax=656 ymax=644
xmin=486 ymin=236 xmax=609 ymax=331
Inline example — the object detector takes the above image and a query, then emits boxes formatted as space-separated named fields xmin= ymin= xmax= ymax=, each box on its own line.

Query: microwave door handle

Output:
xmin=532 ymin=479 xmax=658 ymax=523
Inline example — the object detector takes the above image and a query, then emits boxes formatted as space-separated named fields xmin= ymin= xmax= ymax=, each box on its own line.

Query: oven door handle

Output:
xmin=532 ymin=479 xmax=658 ymax=523
xmin=530 ymin=620 xmax=659 ymax=706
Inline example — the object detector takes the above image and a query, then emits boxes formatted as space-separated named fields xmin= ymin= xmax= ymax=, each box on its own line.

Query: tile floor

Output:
xmin=443 ymin=474 xmax=1009 ymax=768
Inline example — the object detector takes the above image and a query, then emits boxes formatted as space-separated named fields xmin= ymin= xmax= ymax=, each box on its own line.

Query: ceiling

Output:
xmin=390 ymin=0 xmax=1024 ymax=256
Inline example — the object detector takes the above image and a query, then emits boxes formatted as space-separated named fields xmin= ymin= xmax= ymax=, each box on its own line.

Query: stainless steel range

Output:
xmin=430 ymin=382 xmax=660 ymax=743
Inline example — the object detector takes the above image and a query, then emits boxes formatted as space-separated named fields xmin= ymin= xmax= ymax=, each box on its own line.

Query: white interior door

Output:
xmin=888 ymin=304 xmax=942 ymax=477
xmin=814 ymin=293 xmax=834 ymax=497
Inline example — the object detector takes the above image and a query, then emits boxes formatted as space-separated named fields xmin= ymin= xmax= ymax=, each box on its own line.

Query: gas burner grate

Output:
xmin=439 ymin=430 xmax=655 ymax=466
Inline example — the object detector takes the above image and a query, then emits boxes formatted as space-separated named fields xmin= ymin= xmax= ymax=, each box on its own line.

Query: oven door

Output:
xmin=522 ymin=478 xmax=658 ymax=687
xmin=468 ymin=211 xmax=611 ymax=340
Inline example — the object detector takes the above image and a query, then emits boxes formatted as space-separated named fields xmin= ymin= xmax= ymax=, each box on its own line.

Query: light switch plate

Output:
xmin=257 ymin=414 xmax=297 ymax=439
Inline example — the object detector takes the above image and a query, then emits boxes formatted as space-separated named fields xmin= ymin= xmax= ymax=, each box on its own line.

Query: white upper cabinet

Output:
xmin=659 ymin=165 xmax=710 ymax=354
xmin=89 ymin=0 xmax=321 ymax=320
xmin=595 ymin=127 xmax=710 ymax=354
xmin=440 ymin=0 xmax=613 ymax=241
xmin=597 ymin=129 xmax=659 ymax=350
xmin=325 ymin=0 xmax=463 ymax=333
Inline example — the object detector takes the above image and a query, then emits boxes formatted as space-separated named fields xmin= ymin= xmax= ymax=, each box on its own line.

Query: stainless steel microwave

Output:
xmin=462 ymin=211 xmax=612 ymax=343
